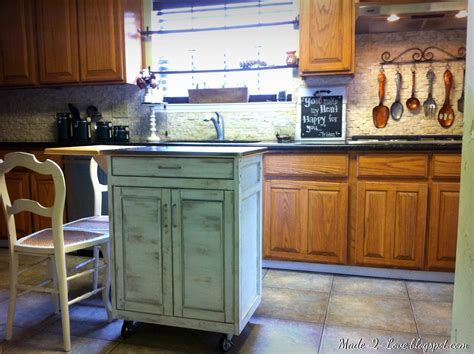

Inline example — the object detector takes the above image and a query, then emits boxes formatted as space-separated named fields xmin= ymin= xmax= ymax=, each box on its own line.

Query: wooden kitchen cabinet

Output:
xmin=299 ymin=0 xmax=355 ymax=75
xmin=355 ymin=182 xmax=428 ymax=269
xmin=0 ymin=172 xmax=33 ymax=240
xmin=77 ymin=0 xmax=124 ymax=82
xmin=0 ymin=149 xmax=65 ymax=242
xmin=264 ymin=179 xmax=348 ymax=264
xmin=36 ymin=0 xmax=80 ymax=84
xmin=427 ymin=182 xmax=460 ymax=271
xmin=0 ymin=0 xmax=38 ymax=86
xmin=0 ymin=0 xmax=142 ymax=87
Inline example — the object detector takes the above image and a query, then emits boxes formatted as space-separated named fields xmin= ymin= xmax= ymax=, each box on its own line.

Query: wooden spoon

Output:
xmin=372 ymin=70 xmax=389 ymax=128
xmin=406 ymin=69 xmax=421 ymax=111
xmin=438 ymin=69 xmax=455 ymax=128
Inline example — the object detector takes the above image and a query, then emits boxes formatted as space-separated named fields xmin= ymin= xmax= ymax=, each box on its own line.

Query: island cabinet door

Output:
xmin=113 ymin=187 xmax=173 ymax=316
xmin=355 ymin=182 xmax=428 ymax=269
xmin=171 ymin=189 xmax=234 ymax=324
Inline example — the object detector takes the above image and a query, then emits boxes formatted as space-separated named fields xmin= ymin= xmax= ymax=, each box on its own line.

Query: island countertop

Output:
xmin=45 ymin=145 xmax=267 ymax=157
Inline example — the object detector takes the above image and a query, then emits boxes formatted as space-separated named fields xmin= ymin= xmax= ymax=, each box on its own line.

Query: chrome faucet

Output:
xmin=204 ymin=112 xmax=225 ymax=140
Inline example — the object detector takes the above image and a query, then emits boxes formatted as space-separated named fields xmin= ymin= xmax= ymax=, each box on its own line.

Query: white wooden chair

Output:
xmin=0 ymin=152 xmax=112 ymax=352
xmin=63 ymin=158 xmax=109 ymax=289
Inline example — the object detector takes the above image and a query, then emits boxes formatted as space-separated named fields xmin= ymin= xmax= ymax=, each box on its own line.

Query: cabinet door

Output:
xmin=36 ymin=0 xmax=80 ymax=83
xmin=299 ymin=0 xmax=354 ymax=74
xmin=77 ymin=0 xmax=124 ymax=82
xmin=30 ymin=173 xmax=61 ymax=230
xmin=263 ymin=180 xmax=347 ymax=264
xmin=113 ymin=187 xmax=172 ymax=315
xmin=427 ymin=183 xmax=459 ymax=271
xmin=355 ymin=182 xmax=428 ymax=269
xmin=0 ymin=0 xmax=38 ymax=86
xmin=307 ymin=182 xmax=348 ymax=264
xmin=0 ymin=172 xmax=32 ymax=240
xmin=172 ymin=189 xmax=234 ymax=323
xmin=264 ymin=181 xmax=306 ymax=258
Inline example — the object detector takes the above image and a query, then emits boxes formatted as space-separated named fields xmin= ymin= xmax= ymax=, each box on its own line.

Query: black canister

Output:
xmin=73 ymin=118 xmax=92 ymax=143
xmin=113 ymin=125 xmax=130 ymax=143
xmin=95 ymin=121 xmax=113 ymax=143
xmin=56 ymin=113 xmax=72 ymax=143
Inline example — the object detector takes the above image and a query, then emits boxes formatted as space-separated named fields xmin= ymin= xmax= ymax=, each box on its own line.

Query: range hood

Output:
xmin=356 ymin=1 xmax=468 ymax=34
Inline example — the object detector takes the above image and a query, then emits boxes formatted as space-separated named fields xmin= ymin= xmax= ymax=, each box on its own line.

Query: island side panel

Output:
xmin=237 ymin=154 xmax=263 ymax=333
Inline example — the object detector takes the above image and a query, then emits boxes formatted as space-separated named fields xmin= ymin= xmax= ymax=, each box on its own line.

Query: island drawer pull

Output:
xmin=157 ymin=165 xmax=182 ymax=170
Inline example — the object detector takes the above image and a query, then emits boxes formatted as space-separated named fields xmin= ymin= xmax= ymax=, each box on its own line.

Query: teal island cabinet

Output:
xmin=103 ymin=146 xmax=266 ymax=351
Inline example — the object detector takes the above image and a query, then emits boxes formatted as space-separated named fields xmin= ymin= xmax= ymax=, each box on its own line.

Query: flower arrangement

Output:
xmin=137 ymin=68 xmax=163 ymax=103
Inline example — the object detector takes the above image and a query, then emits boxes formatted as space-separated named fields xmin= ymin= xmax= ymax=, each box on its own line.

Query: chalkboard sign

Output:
xmin=296 ymin=87 xmax=346 ymax=141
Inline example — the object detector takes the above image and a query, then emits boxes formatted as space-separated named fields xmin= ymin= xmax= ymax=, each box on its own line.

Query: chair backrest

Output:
xmin=0 ymin=152 xmax=66 ymax=250
xmin=89 ymin=158 xmax=107 ymax=216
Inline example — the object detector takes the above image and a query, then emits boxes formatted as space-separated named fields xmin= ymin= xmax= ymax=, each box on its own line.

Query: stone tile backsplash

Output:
xmin=0 ymin=30 xmax=466 ymax=143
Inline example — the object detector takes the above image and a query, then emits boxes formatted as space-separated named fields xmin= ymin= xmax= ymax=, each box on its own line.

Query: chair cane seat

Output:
xmin=64 ymin=215 xmax=109 ymax=232
xmin=17 ymin=228 xmax=107 ymax=249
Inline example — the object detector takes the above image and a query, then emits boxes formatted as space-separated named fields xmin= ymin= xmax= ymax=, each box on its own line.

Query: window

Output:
xmin=148 ymin=0 xmax=298 ymax=101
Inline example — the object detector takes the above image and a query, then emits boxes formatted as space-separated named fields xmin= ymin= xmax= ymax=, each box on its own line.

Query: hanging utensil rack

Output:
xmin=379 ymin=46 xmax=466 ymax=66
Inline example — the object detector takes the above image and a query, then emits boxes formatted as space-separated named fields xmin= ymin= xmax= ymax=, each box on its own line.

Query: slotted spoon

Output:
xmin=423 ymin=69 xmax=437 ymax=119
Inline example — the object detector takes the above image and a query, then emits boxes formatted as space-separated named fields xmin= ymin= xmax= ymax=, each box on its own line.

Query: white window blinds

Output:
xmin=149 ymin=0 xmax=298 ymax=98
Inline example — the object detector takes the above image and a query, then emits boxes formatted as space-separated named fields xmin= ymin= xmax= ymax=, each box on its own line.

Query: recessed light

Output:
xmin=455 ymin=10 xmax=468 ymax=18
xmin=387 ymin=14 xmax=401 ymax=22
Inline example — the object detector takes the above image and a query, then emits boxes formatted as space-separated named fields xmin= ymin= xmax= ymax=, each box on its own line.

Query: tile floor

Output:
xmin=0 ymin=249 xmax=454 ymax=353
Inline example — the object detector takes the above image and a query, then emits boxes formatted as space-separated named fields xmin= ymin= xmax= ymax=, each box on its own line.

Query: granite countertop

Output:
xmin=100 ymin=145 xmax=268 ymax=157
xmin=0 ymin=139 xmax=463 ymax=152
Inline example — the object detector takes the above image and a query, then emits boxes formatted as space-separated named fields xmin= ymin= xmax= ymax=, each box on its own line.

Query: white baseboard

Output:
xmin=263 ymin=259 xmax=454 ymax=283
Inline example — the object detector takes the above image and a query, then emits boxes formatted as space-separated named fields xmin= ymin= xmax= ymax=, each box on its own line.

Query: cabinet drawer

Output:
xmin=432 ymin=154 xmax=461 ymax=178
xmin=264 ymin=154 xmax=348 ymax=177
xmin=357 ymin=154 xmax=428 ymax=178
xmin=111 ymin=157 xmax=234 ymax=179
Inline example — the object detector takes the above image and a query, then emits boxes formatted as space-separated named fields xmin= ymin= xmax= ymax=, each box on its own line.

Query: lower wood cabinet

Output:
xmin=0 ymin=172 xmax=32 ymax=238
xmin=0 ymin=149 xmax=64 ymax=241
xmin=355 ymin=182 xmax=428 ymax=269
xmin=264 ymin=180 xmax=348 ymax=264
xmin=427 ymin=182 xmax=460 ymax=271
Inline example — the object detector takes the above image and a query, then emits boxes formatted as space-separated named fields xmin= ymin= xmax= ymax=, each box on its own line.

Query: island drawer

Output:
xmin=432 ymin=154 xmax=461 ymax=178
xmin=357 ymin=154 xmax=428 ymax=178
xmin=264 ymin=153 xmax=348 ymax=177
xmin=111 ymin=157 xmax=234 ymax=179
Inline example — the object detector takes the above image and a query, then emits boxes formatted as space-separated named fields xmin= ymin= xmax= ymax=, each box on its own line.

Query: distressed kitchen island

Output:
xmin=47 ymin=145 xmax=266 ymax=351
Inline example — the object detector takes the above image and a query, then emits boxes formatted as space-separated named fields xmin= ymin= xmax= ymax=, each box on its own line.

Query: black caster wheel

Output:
xmin=121 ymin=320 xmax=135 ymax=339
xmin=219 ymin=334 xmax=233 ymax=352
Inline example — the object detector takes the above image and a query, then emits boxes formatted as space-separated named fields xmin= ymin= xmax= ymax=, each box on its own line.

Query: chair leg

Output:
xmin=101 ymin=242 xmax=113 ymax=321
xmin=55 ymin=252 xmax=71 ymax=352
xmin=48 ymin=256 xmax=60 ymax=314
xmin=92 ymin=246 xmax=100 ymax=291
xmin=6 ymin=252 xmax=19 ymax=340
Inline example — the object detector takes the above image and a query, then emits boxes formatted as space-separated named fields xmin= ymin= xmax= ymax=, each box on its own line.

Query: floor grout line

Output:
xmin=404 ymin=281 xmax=421 ymax=339
xmin=317 ymin=275 xmax=334 ymax=354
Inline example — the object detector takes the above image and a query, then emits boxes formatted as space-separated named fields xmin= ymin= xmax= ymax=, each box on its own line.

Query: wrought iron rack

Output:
xmin=379 ymin=46 xmax=466 ymax=66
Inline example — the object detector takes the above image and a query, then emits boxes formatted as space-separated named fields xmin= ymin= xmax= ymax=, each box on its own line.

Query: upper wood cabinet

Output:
xmin=299 ymin=0 xmax=355 ymax=75
xmin=77 ymin=0 xmax=124 ymax=82
xmin=36 ymin=0 xmax=80 ymax=84
xmin=0 ymin=0 xmax=38 ymax=86
xmin=0 ymin=0 xmax=142 ymax=87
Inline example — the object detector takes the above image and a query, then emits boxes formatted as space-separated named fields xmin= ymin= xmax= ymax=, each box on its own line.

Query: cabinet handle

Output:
xmin=172 ymin=203 xmax=177 ymax=228
xmin=157 ymin=165 xmax=182 ymax=170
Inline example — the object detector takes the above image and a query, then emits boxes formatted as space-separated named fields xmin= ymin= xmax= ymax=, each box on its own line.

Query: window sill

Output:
xmin=153 ymin=101 xmax=295 ymax=113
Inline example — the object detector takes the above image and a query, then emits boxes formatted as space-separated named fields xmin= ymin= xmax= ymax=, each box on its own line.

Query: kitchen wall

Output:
xmin=0 ymin=29 xmax=466 ymax=143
